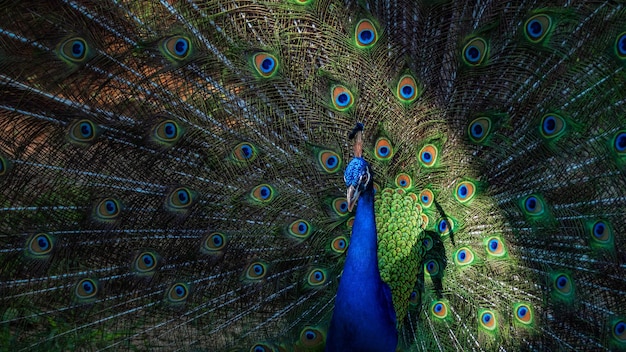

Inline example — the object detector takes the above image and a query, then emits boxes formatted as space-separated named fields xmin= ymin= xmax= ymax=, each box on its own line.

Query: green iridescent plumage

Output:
xmin=375 ymin=188 xmax=425 ymax=326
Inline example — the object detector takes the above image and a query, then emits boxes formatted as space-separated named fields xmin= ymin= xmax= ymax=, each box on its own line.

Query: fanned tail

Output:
xmin=1 ymin=1 xmax=625 ymax=351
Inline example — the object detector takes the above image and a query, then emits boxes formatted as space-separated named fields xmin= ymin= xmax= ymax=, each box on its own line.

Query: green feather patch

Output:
xmin=375 ymin=188 xmax=425 ymax=326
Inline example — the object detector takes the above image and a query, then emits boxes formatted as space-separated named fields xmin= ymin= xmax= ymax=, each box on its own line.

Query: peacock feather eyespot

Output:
xmin=540 ymin=114 xmax=566 ymax=139
xmin=395 ymin=173 xmax=412 ymax=189
xmin=514 ymin=303 xmax=533 ymax=325
xmin=419 ymin=189 xmax=434 ymax=208
xmin=69 ymin=119 xmax=97 ymax=144
xmin=317 ymin=150 xmax=342 ymax=173
xmin=246 ymin=262 xmax=268 ymax=280
xmin=300 ymin=327 xmax=325 ymax=347
xmin=396 ymin=74 xmax=419 ymax=103
xmin=422 ymin=234 xmax=433 ymax=251
xmin=522 ymin=195 xmax=545 ymax=216
xmin=331 ymin=85 xmax=354 ymax=111
xmin=425 ymin=259 xmax=440 ymax=277
xmin=346 ymin=216 xmax=354 ymax=229
xmin=613 ymin=131 xmax=626 ymax=155
xmin=307 ymin=268 xmax=327 ymax=287
xmin=330 ymin=236 xmax=348 ymax=254
xmin=332 ymin=197 xmax=350 ymax=216
xmin=409 ymin=290 xmax=421 ymax=306
xmin=485 ymin=236 xmax=506 ymax=257
xmin=232 ymin=142 xmax=258 ymax=162
xmin=203 ymin=232 xmax=227 ymax=252
xmin=161 ymin=35 xmax=192 ymax=61
xmin=553 ymin=273 xmax=574 ymax=297
xmin=468 ymin=117 xmax=492 ymax=144
xmin=524 ymin=14 xmax=552 ymax=43
xmin=431 ymin=301 xmax=448 ymax=319
xmin=454 ymin=247 xmax=475 ymax=266
xmin=166 ymin=283 xmax=189 ymax=303
xmin=355 ymin=19 xmax=378 ymax=48
xmin=57 ymin=37 xmax=90 ymax=64
xmin=613 ymin=319 xmax=626 ymax=342
xmin=589 ymin=220 xmax=613 ymax=245
xmin=421 ymin=213 xmax=429 ymax=228
xmin=615 ymin=33 xmax=626 ymax=59
xmin=27 ymin=233 xmax=53 ymax=256
xmin=153 ymin=120 xmax=182 ymax=145
xmin=419 ymin=145 xmax=438 ymax=167
xmin=454 ymin=180 xmax=476 ymax=203
xmin=167 ymin=187 xmax=195 ymax=210
xmin=437 ymin=217 xmax=453 ymax=236
xmin=95 ymin=198 xmax=121 ymax=220
xmin=479 ymin=309 xmax=497 ymax=331
xmin=134 ymin=251 xmax=159 ymax=273
xmin=75 ymin=278 xmax=98 ymax=300
xmin=462 ymin=37 xmax=487 ymax=66
xmin=251 ymin=184 xmax=275 ymax=203
xmin=253 ymin=52 xmax=278 ymax=78
xmin=250 ymin=343 xmax=272 ymax=352
xmin=288 ymin=219 xmax=312 ymax=240
xmin=374 ymin=138 xmax=393 ymax=160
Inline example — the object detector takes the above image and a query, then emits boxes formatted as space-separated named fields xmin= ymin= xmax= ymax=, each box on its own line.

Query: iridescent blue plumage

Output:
xmin=326 ymin=157 xmax=397 ymax=352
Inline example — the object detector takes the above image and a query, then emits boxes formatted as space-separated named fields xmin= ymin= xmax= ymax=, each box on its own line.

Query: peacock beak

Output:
xmin=346 ymin=185 xmax=360 ymax=212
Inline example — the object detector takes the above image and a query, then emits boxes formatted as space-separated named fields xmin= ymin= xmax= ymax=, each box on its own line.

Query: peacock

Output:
xmin=1 ymin=0 xmax=625 ymax=351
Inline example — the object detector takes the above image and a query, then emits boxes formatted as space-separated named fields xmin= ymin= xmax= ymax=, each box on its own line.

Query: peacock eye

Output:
xmin=360 ymin=173 xmax=369 ymax=187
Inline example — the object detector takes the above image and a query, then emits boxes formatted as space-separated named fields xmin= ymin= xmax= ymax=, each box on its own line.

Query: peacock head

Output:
xmin=344 ymin=157 xmax=372 ymax=212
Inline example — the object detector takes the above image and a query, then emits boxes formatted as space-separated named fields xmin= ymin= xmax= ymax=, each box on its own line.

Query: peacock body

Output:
xmin=1 ymin=0 xmax=625 ymax=351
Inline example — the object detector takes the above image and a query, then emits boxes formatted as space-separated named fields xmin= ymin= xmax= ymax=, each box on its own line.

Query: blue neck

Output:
xmin=326 ymin=187 xmax=397 ymax=352
xmin=342 ymin=189 xmax=379 ymax=278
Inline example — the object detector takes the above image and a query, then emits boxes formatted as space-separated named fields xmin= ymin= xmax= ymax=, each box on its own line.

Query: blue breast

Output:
xmin=326 ymin=188 xmax=397 ymax=351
